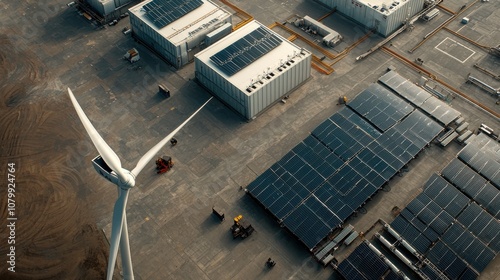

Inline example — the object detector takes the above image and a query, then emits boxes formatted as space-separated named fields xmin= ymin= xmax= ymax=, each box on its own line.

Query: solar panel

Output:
xmin=457 ymin=203 xmax=500 ymax=253
xmin=393 ymin=110 xmax=443 ymax=146
xmin=427 ymin=241 xmax=469 ymax=279
xmin=247 ymin=82 xmax=444 ymax=250
xmin=419 ymin=97 xmax=461 ymax=126
xmin=210 ymin=26 xmax=282 ymax=76
xmin=337 ymin=242 xmax=389 ymax=280
xmin=379 ymin=71 xmax=427 ymax=105
xmin=442 ymin=158 xmax=500 ymax=218
xmin=441 ymin=223 xmax=495 ymax=272
xmin=143 ymin=0 xmax=203 ymax=29
xmin=338 ymin=107 xmax=382 ymax=139
xmin=379 ymin=71 xmax=460 ymax=126
xmin=459 ymin=266 xmax=479 ymax=280
xmin=347 ymin=84 xmax=413 ymax=132
xmin=458 ymin=143 xmax=500 ymax=188
xmin=423 ymin=174 xmax=470 ymax=218
xmin=282 ymin=203 xmax=336 ymax=249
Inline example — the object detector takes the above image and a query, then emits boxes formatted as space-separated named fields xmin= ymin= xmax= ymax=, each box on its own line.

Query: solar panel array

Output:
xmin=347 ymin=84 xmax=413 ymax=132
xmin=441 ymin=158 xmax=500 ymax=218
xmin=458 ymin=143 xmax=500 ymax=188
xmin=248 ymin=84 xmax=444 ymax=249
xmin=337 ymin=242 xmax=393 ymax=280
xmin=143 ymin=0 xmax=203 ymax=29
xmin=379 ymin=71 xmax=461 ymax=126
xmin=386 ymin=137 xmax=500 ymax=279
xmin=210 ymin=27 xmax=282 ymax=76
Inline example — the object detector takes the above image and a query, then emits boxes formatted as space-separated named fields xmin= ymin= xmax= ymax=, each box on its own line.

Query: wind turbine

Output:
xmin=67 ymin=88 xmax=212 ymax=280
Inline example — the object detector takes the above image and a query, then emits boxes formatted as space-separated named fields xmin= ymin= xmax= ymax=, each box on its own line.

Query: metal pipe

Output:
xmin=365 ymin=241 xmax=411 ymax=280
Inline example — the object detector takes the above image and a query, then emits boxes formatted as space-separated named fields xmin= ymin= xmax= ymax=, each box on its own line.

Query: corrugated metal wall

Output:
xmin=314 ymin=0 xmax=424 ymax=36
xmin=195 ymin=53 xmax=311 ymax=119
xmin=248 ymin=55 xmax=311 ymax=118
xmin=130 ymin=13 xmax=182 ymax=67
xmin=86 ymin=0 xmax=132 ymax=16
xmin=195 ymin=58 xmax=248 ymax=117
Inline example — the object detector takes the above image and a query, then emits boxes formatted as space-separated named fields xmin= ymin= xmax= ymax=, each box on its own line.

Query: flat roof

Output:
xmin=195 ymin=20 xmax=310 ymax=94
xmin=128 ymin=0 xmax=230 ymax=45
xmin=356 ymin=0 xmax=411 ymax=15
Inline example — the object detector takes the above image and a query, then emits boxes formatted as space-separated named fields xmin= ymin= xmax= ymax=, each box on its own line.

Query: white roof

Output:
xmin=195 ymin=20 xmax=310 ymax=94
xmin=356 ymin=0 xmax=408 ymax=15
xmin=128 ymin=0 xmax=230 ymax=45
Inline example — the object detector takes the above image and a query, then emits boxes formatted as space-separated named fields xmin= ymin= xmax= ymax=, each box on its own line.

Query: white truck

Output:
xmin=124 ymin=48 xmax=140 ymax=63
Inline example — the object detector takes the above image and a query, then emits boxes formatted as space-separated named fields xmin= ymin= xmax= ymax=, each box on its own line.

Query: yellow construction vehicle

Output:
xmin=230 ymin=215 xmax=254 ymax=239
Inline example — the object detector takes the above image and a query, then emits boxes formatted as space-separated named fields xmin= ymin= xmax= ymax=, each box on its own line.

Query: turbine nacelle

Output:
xmin=92 ymin=155 xmax=135 ymax=188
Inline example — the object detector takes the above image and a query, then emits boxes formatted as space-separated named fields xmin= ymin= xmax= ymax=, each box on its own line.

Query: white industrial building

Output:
xmin=195 ymin=20 xmax=312 ymax=120
xmin=315 ymin=0 xmax=425 ymax=36
xmin=81 ymin=0 xmax=139 ymax=22
xmin=128 ymin=0 xmax=232 ymax=68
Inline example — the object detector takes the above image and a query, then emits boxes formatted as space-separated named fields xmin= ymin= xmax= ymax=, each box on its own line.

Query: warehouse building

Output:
xmin=315 ymin=0 xmax=425 ymax=37
xmin=195 ymin=20 xmax=312 ymax=120
xmin=79 ymin=0 xmax=140 ymax=23
xmin=128 ymin=0 xmax=232 ymax=68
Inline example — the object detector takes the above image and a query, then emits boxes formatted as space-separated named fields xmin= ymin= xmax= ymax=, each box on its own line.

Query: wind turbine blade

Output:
xmin=131 ymin=96 xmax=213 ymax=177
xmin=120 ymin=214 xmax=134 ymax=279
xmin=106 ymin=188 xmax=130 ymax=280
xmin=67 ymin=88 xmax=128 ymax=182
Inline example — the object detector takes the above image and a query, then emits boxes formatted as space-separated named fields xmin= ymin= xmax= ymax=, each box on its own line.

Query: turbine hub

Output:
xmin=120 ymin=170 xmax=135 ymax=189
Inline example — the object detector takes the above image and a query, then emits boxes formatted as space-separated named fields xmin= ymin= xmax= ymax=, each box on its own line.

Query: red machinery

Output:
xmin=155 ymin=156 xmax=173 ymax=174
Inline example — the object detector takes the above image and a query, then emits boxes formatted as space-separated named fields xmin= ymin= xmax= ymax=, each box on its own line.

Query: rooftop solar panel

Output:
xmin=143 ymin=0 xmax=203 ymax=29
xmin=210 ymin=26 xmax=282 ymax=76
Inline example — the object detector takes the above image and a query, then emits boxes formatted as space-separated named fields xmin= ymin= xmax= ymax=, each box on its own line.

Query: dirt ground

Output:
xmin=0 ymin=33 xmax=109 ymax=279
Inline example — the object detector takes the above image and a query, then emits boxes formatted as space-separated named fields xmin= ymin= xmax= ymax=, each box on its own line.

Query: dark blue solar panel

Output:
xmin=247 ymin=82 xmax=444 ymax=250
xmin=338 ymin=107 xmax=382 ymax=139
xmin=211 ymin=26 xmax=282 ymax=76
xmin=442 ymin=158 xmax=500 ymax=218
xmin=441 ymin=223 xmax=496 ymax=272
xmin=348 ymin=84 xmax=413 ymax=132
xmin=423 ymin=174 xmax=470 ymax=218
xmin=144 ymin=0 xmax=203 ymax=29
xmin=384 ymin=270 xmax=404 ymax=280
xmin=420 ymin=263 xmax=442 ymax=280
xmin=427 ymin=240 xmax=472 ymax=279
xmin=283 ymin=204 xmax=336 ymax=249
xmin=338 ymin=242 xmax=389 ymax=280
xmin=458 ymin=205 xmax=500 ymax=252
xmin=337 ymin=259 xmax=367 ymax=280
xmin=459 ymin=266 xmax=479 ymax=280
xmin=458 ymin=143 xmax=500 ymax=188
xmin=379 ymin=71 xmax=432 ymax=106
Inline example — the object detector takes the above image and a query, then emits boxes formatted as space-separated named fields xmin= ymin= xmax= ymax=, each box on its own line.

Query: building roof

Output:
xmin=128 ymin=0 xmax=231 ymax=45
xmin=355 ymin=0 xmax=411 ymax=15
xmin=195 ymin=20 xmax=311 ymax=95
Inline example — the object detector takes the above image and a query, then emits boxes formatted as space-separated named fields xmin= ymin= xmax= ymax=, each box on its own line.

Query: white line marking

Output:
xmin=435 ymin=37 xmax=476 ymax=63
